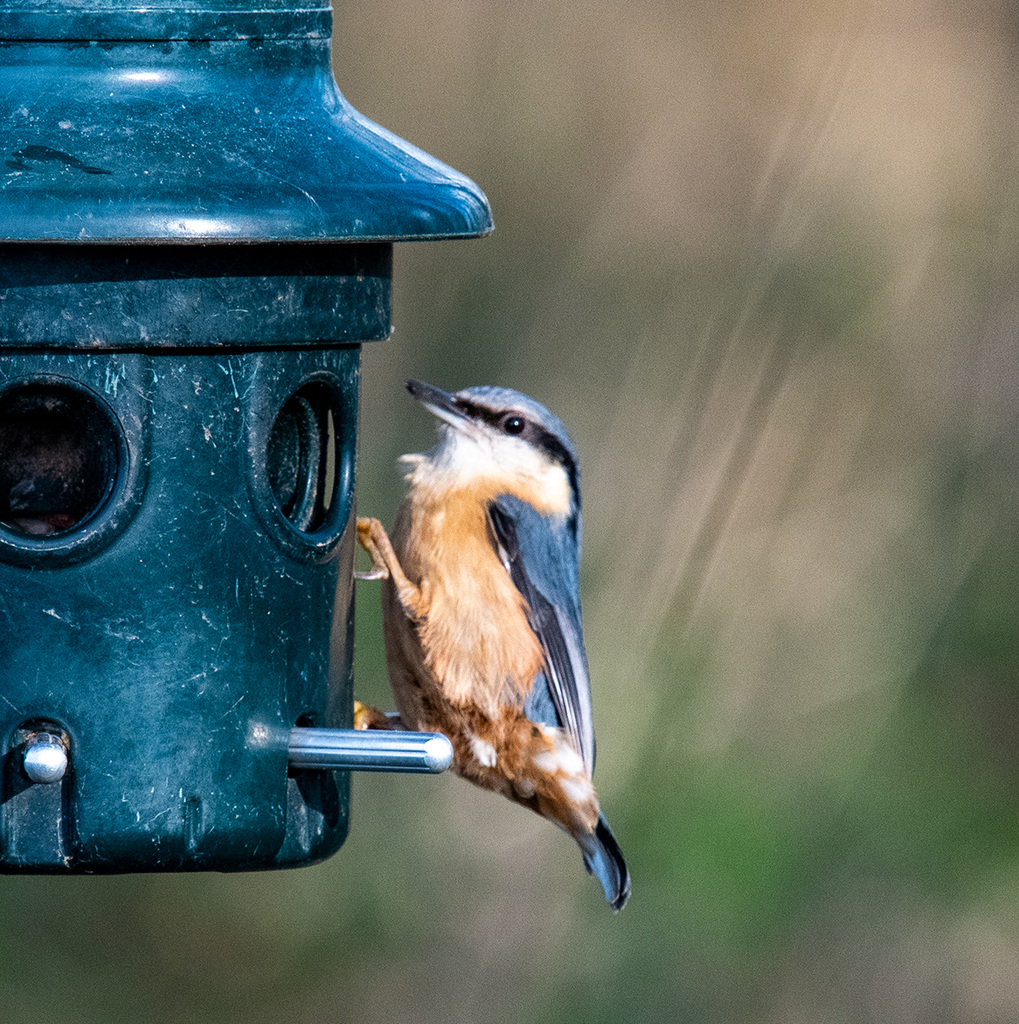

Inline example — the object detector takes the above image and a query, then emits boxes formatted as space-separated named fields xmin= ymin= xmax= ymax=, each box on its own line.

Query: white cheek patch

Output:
xmin=469 ymin=734 xmax=498 ymax=768
xmin=423 ymin=426 xmax=571 ymax=516
xmin=533 ymin=751 xmax=558 ymax=774
xmin=440 ymin=427 xmax=493 ymax=479
xmin=488 ymin=436 xmax=571 ymax=513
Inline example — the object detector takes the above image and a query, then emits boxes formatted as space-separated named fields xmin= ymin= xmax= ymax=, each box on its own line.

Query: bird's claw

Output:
xmin=354 ymin=516 xmax=427 ymax=619
xmin=353 ymin=567 xmax=389 ymax=581
xmin=354 ymin=700 xmax=400 ymax=730
xmin=355 ymin=517 xmax=392 ymax=581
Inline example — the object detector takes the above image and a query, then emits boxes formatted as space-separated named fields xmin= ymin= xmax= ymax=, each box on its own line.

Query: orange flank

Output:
xmin=392 ymin=481 xmax=544 ymax=713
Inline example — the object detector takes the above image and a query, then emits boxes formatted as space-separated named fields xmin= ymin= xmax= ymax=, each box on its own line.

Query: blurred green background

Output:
xmin=5 ymin=1 xmax=1019 ymax=1020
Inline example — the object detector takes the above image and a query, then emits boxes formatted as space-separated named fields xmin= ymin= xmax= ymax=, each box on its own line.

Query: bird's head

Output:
xmin=402 ymin=380 xmax=579 ymax=517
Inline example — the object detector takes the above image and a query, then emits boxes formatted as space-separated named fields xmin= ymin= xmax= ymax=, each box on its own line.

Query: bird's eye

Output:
xmin=503 ymin=415 xmax=525 ymax=435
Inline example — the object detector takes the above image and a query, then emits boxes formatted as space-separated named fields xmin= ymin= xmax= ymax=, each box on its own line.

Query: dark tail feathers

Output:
xmin=579 ymin=814 xmax=631 ymax=911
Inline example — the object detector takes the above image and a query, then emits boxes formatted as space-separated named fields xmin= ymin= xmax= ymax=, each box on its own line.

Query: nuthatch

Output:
xmin=356 ymin=380 xmax=631 ymax=910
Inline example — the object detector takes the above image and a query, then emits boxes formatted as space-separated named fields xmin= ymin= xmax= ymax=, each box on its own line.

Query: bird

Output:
xmin=355 ymin=379 xmax=631 ymax=910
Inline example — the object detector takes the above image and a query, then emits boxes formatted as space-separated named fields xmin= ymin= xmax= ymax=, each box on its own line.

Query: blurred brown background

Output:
xmin=5 ymin=1 xmax=1019 ymax=1021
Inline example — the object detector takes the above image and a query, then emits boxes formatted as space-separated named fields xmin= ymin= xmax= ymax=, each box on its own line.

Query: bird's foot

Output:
xmin=354 ymin=700 xmax=402 ymax=730
xmin=353 ymin=566 xmax=388 ymax=581
xmin=354 ymin=517 xmax=391 ymax=580
xmin=353 ymin=516 xmax=427 ymax=619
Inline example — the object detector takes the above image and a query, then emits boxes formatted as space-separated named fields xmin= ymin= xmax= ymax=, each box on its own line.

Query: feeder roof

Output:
xmin=0 ymin=2 xmax=493 ymax=243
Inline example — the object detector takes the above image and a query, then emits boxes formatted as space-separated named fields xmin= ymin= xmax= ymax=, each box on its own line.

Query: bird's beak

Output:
xmin=406 ymin=380 xmax=472 ymax=431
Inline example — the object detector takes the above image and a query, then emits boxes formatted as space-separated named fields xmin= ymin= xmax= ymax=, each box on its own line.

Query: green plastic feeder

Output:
xmin=0 ymin=0 xmax=491 ymax=872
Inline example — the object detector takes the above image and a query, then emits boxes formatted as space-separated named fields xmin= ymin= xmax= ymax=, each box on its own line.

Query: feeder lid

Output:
xmin=0 ymin=1 xmax=493 ymax=243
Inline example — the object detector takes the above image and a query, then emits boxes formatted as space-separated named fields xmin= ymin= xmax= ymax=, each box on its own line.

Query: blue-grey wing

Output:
xmin=488 ymin=496 xmax=596 ymax=775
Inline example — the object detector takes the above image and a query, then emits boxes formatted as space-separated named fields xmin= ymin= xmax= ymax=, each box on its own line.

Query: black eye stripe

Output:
xmin=536 ymin=430 xmax=578 ymax=496
xmin=454 ymin=398 xmax=511 ymax=432
xmin=453 ymin=397 xmax=490 ymax=423
xmin=453 ymin=398 xmax=579 ymax=499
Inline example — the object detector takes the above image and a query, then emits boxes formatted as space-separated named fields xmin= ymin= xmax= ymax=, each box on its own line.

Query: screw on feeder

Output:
xmin=22 ymin=732 xmax=68 ymax=785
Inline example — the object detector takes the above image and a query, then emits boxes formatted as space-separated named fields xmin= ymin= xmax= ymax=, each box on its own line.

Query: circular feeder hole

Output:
xmin=267 ymin=383 xmax=340 ymax=534
xmin=0 ymin=384 xmax=120 ymax=536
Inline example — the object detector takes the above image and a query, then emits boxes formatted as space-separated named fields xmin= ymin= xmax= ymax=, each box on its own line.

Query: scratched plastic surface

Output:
xmin=0 ymin=242 xmax=394 ymax=348
xmin=0 ymin=1 xmax=490 ymax=872
xmin=0 ymin=348 xmax=361 ymax=871
xmin=0 ymin=2 xmax=493 ymax=241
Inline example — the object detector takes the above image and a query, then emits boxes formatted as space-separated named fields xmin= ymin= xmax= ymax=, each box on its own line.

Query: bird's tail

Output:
xmin=579 ymin=814 xmax=631 ymax=911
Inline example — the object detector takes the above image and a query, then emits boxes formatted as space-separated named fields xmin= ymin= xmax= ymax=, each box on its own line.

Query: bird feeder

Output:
xmin=0 ymin=0 xmax=491 ymax=872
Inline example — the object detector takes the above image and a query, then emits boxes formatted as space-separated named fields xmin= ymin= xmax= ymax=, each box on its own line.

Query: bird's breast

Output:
xmin=391 ymin=486 xmax=544 ymax=714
